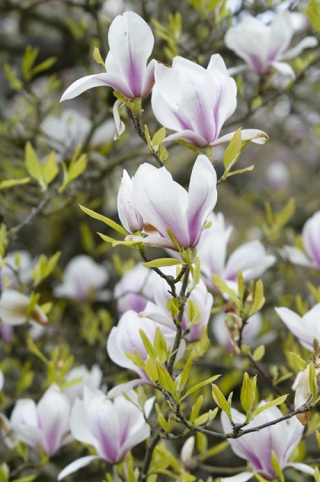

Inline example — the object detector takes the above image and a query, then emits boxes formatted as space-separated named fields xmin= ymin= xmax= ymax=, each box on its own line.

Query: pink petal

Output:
xmin=61 ymin=73 xmax=134 ymax=102
xmin=210 ymin=129 xmax=269 ymax=147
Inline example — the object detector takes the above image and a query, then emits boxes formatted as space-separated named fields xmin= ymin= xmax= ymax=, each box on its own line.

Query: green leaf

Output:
xmin=98 ymin=232 xmax=139 ymax=247
xmin=22 ymin=46 xmax=39 ymax=80
xmin=153 ymin=327 xmax=169 ymax=363
xmin=25 ymin=142 xmax=43 ymax=185
xmin=144 ymin=357 xmax=158 ymax=382
xmin=31 ymin=57 xmax=56 ymax=76
xmin=287 ymin=352 xmax=307 ymax=372
xmin=42 ymin=151 xmax=59 ymax=185
xmin=12 ymin=476 xmax=37 ymax=482
xmin=182 ymin=374 xmax=220 ymax=400
xmin=240 ymin=372 xmax=256 ymax=418
xmin=143 ymin=258 xmax=182 ymax=268
xmin=194 ymin=412 xmax=209 ymax=426
xmin=271 ymin=450 xmax=284 ymax=482
xmin=27 ymin=337 xmax=49 ymax=365
xmin=252 ymin=394 xmax=288 ymax=417
xmin=80 ymin=205 xmax=128 ymax=236
xmin=152 ymin=127 xmax=167 ymax=146
xmin=223 ymin=128 xmax=242 ymax=171
xmin=226 ymin=165 xmax=254 ymax=177
xmin=212 ymin=274 xmax=241 ymax=308
xmin=190 ymin=395 xmax=203 ymax=422
xmin=155 ymin=361 xmax=176 ymax=396
xmin=179 ymin=352 xmax=194 ymax=394
xmin=309 ymin=362 xmax=318 ymax=404
xmin=211 ymin=385 xmax=232 ymax=420
xmin=155 ymin=403 xmax=170 ymax=432
xmin=4 ymin=63 xmax=23 ymax=90
xmin=250 ymin=280 xmax=265 ymax=315
xmin=252 ymin=344 xmax=265 ymax=362
xmin=0 ymin=178 xmax=30 ymax=189
xmin=139 ymin=329 xmax=157 ymax=360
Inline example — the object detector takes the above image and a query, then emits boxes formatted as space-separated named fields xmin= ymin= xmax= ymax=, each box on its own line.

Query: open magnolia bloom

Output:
xmin=10 ymin=384 xmax=71 ymax=456
xmin=275 ymin=304 xmax=320 ymax=352
xmin=151 ymin=54 xmax=268 ymax=147
xmin=125 ymin=155 xmax=218 ymax=250
xmin=54 ymin=255 xmax=109 ymax=301
xmin=61 ymin=11 xmax=155 ymax=138
xmin=0 ymin=289 xmax=48 ymax=326
xmin=282 ymin=210 xmax=320 ymax=270
xmin=114 ymin=263 xmax=157 ymax=314
xmin=221 ymin=403 xmax=314 ymax=481
xmin=58 ymin=388 xmax=154 ymax=479
xmin=225 ymin=11 xmax=317 ymax=78
xmin=63 ymin=364 xmax=103 ymax=404
xmin=197 ymin=213 xmax=275 ymax=291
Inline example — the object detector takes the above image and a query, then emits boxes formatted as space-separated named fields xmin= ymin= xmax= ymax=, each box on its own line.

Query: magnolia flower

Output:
xmin=293 ymin=362 xmax=320 ymax=425
xmin=10 ymin=385 xmax=71 ymax=456
xmin=151 ymin=54 xmax=268 ymax=147
xmin=126 ymin=155 xmax=218 ymax=250
xmin=61 ymin=11 xmax=156 ymax=138
xmin=0 ymin=289 xmax=48 ymax=326
xmin=225 ymin=12 xmax=317 ymax=78
xmin=212 ymin=312 xmax=262 ymax=354
xmin=63 ymin=364 xmax=103 ymax=403
xmin=54 ymin=255 xmax=109 ymax=301
xmin=107 ymin=309 xmax=184 ymax=382
xmin=197 ymin=213 xmax=275 ymax=291
xmin=282 ymin=210 xmax=320 ymax=270
xmin=41 ymin=109 xmax=114 ymax=154
xmin=0 ymin=251 xmax=34 ymax=290
xmin=275 ymin=304 xmax=320 ymax=352
xmin=142 ymin=267 xmax=213 ymax=342
xmin=221 ymin=403 xmax=314 ymax=481
xmin=117 ymin=170 xmax=144 ymax=233
xmin=114 ymin=263 xmax=156 ymax=314
xmin=58 ymin=388 xmax=153 ymax=479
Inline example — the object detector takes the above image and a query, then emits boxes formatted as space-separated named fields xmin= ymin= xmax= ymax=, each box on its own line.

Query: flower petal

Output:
xmin=106 ymin=11 xmax=154 ymax=97
xmin=281 ymin=37 xmax=318 ymax=60
xmin=210 ymin=129 xmax=269 ymax=147
xmin=286 ymin=462 xmax=315 ymax=476
xmin=221 ymin=473 xmax=254 ymax=482
xmin=268 ymin=12 xmax=294 ymax=61
xmin=58 ymin=455 xmax=100 ymax=480
xmin=186 ymin=155 xmax=217 ymax=246
xmin=271 ymin=61 xmax=295 ymax=80
xmin=113 ymin=100 xmax=126 ymax=140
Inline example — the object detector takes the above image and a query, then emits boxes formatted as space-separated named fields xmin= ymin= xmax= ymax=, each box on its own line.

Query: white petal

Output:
xmin=286 ymin=462 xmax=315 ymax=476
xmin=61 ymin=73 xmax=133 ymax=102
xmin=113 ymin=100 xmax=126 ymax=140
xmin=271 ymin=61 xmax=295 ymax=79
xmin=221 ymin=473 xmax=254 ymax=482
xmin=210 ymin=129 xmax=269 ymax=147
xmin=58 ymin=455 xmax=100 ymax=480
xmin=268 ymin=12 xmax=294 ymax=60
xmin=281 ymin=37 xmax=318 ymax=60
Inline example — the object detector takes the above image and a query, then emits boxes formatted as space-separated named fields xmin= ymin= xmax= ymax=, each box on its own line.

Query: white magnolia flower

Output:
xmin=0 ymin=290 xmax=48 ymax=326
xmin=282 ymin=210 xmax=320 ymax=270
xmin=221 ymin=403 xmax=314 ymax=481
xmin=225 ymin=11 xmax=317 ymax=79
xmin=10 ymin=385 xmax=71 ymax=456
xmin=63 ymin=364 xmax=103 ymax=403
xmin=54 ymin=255 xmax=109 ymax=301
xmin=275 ymin=304 xmax=320 ymax=352
xmin=58 ymin=388 xmax=153 ymax=479
xmin=0 ymin=251 xmax=34 ymax=290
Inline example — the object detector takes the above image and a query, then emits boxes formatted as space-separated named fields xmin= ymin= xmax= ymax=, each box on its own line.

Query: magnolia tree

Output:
xmin=0 ymin=1 xmax=320 ymax=481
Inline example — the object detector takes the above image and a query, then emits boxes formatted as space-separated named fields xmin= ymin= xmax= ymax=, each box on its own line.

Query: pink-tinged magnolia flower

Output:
xmin=61 ymin=11 xmax=156 ymax=138
xmin=126 ymin=155 xmax=218 ymax=250
xmin=197 ymin=213 xmax=275 ymax=291
xmin=151 ymin=55 xmax=268 ymax=147
xmin=282 ymin=210 xmax=320 ymax=270
xmin=221 ymin=403 xmax=314 ymax=481
xmin=275 ymin=304 xmax=320 ymax=352
xmin=142 ymin=267 xmax=213 ymax=342
xmin=54 ymin=255 xmax=109 ymax=301
xmin=225 ymin=12 xmax=317 ymax=79
xmin=58 ymin=388 xmax=153 ymax=479
xmin=117 ymin=170 xmax=144 ymax=233
xmin=63 ymin=364 xmax=103 ymax=404
xmin=114 ymin=263 xmax=156 ymax=314
xmin=10 ymin=384 xmax=71 ymax=456
xmin=107 ymin=309 xmax=184 ymax=382
xmin=0 ymin=289 xmax=48 ymax=326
